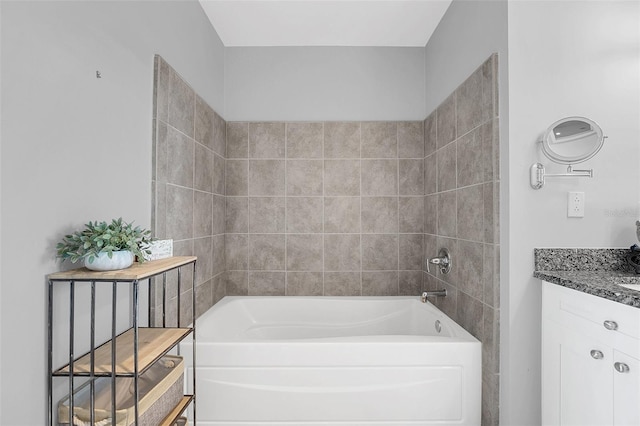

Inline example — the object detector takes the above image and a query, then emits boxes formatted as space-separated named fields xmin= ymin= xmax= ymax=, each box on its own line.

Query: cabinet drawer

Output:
xmin=543 ymin=282 xmax=640 ymax=344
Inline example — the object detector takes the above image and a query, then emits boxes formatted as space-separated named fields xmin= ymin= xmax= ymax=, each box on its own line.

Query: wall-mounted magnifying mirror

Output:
xmin=530 ymin=116 xmax=606 ymax=189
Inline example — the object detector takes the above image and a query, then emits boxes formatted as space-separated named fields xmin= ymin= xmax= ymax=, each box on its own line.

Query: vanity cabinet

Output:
xmin=542 ymin=281 xmax=640 ymax=425
xmin=47 ymin=256 xmax=197 ymax=426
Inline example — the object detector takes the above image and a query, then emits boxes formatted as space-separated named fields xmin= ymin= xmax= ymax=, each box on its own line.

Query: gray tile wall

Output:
xmin=151 ymin=55 xmax=226 ymax=324
xmin=422 ymin=54 xmax=500 ymax=426
xmin=225 ymin=121 xmax=425 ymax=297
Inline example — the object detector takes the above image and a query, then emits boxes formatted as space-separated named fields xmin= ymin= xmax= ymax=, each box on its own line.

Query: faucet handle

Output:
xmin=426 ymin=248 xmax=452 ymax=274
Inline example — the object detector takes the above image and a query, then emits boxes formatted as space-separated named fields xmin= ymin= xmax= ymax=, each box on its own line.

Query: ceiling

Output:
xmin=199 ymin=0 xmax=453 ymax=47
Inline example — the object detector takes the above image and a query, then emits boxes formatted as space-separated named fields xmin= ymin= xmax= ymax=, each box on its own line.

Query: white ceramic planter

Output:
xmin=84 ymin=250 xmax=134 ymax=271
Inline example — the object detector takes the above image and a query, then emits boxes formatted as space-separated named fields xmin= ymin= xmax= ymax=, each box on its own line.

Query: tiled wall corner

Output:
xmin=151 ymin=55 xmax=226 ymax=324
xmin=224 ymin=121 xmax=425 ymax=297
xmin=422 ymin=53 xmax=500 ymax=426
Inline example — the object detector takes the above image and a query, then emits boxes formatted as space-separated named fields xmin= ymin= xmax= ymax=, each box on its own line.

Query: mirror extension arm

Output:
xmin=530 ymin=163 xmax=593 ymax=190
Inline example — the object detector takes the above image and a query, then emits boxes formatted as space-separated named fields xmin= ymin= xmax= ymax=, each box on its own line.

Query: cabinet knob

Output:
xmin=590 ymin=349 xmax=604 ymax=360
xmin=614 ymin=362 xmax=630 ymax=373
xmin=603 ymin=320 xmax=618 ymax=330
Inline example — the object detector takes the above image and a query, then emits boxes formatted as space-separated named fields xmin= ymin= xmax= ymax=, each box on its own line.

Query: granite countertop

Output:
xmin=534 ymin=248 xmax=640 ymax=309
xmin=534 ymin=270 xmax=640 ymax=309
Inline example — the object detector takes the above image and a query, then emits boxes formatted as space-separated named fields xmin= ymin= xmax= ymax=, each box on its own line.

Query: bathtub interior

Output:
xmin=195 ymin=296 xmax=474 ymax=342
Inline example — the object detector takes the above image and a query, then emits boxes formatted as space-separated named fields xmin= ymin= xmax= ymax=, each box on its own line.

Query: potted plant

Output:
xmin=56 ymin=218 xmax=154 ymax=271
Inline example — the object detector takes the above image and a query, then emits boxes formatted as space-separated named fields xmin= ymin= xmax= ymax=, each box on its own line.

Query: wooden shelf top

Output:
xmin=54 ymin=327 xmax=192 ymax=376
xmin=48 ymin=256 xmax=197 ymax=281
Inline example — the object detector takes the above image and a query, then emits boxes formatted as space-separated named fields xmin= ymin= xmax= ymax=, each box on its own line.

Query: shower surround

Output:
xmin=224 ymin=120 xmax=425 ymax=297
xmin=151 ymin=53 xmax=500 ymax=425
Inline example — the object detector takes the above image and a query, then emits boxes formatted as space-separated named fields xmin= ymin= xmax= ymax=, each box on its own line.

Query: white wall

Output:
xmin=224 ymin=47 xmax=425 ymax=121
xmin=0 ymin=1 xmax=224 ymax=423
xmin=507 ymin=1 xmax=640 ymax=424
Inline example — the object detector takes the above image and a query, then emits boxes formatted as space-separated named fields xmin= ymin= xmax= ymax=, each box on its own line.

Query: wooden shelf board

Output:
xmin=54 ymin=328 xmax=192 ymax=376
xmin=160 ymin=395 xmax=194 ymax=426
xmin=48 ymin=256 xmax=197 ymax=281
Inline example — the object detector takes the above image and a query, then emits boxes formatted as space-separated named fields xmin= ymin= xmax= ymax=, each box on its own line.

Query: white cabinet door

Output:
xmin=613 ymin=349 xmax=640 ymax=426
xmin=557 ymin=324 xmax=613 ymax=426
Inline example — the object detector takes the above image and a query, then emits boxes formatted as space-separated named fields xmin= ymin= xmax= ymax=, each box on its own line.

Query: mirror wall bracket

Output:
xmin=530 ymin=163 xmax=593 ymax=189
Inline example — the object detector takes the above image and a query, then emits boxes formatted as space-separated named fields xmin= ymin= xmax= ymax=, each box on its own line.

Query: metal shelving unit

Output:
xmin=47 ymin=256 xmax=197 ymax=426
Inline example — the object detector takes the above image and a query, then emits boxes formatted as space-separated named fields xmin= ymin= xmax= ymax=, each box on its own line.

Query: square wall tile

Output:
xmin=166 ymin=185 xmax=193 ymax=241
xmin=193 ymin=191 xmax=212 ymax=238
xmin=287 ymin=122 xmax=323 ymax=158
xmin=437 ymin=191 xmax=456 ymax=238
xmin=362 ymin=122 xmax=397 ymax=158
xmin=213 ymin=153 xmax=225 ymax=195
xmin=361 ymin=159 xmax=398 ymax=196
xmin=399 ymin=234 xmax=423 ymax=270
xmin=424 ymin=194 xmax=437 ymax=235
xmin=225 ymin=160 xmax=248 ymax=196
xmin=194 ymin=143 xmax=213 ymax=193
xmin=225 ymin=234 xmax=248 ymax=270
xmin=212 ymin=234 xmax=225 ymax=276
xmin=457 ymin=127 xmax=484 ymax=188
xmin=324 ymin=197 xmax=360 ymax=233
xmin=399 ymin=196 xmax=424 ymax=233
xmin=362 ymin=271 xmax=398 ymax=296
xmin=212 ymin=194 xmax=225 ymax=235
xmin=457 ymin=184 xmax=484 ymax=242
xmin=286 ymin=160 xmax=323 ymax=196
xmin=227 ymin=122 xmax=248 ymax=158
xmin=166 ymin=126 xmax=194 ymax=188
xmin=398 ymin=121 xmax=424 ymax=158
xmin=286 ymin=197 xmax=323 ymax=233
xmin=362 ymin=234 xmax=398 ymax=270
xmin=286 ymin=234 xmax=323 ymax=271
xmin=249 ymin=234 xmax=285 ymax=270
xmin=456 ymin=291 xmax=483 ymax=341
xmin=249 ymin=122 xmax=285 ymax=158
xmin=226 ymin=271 xmax=248 ymax=296
xmin=362 ymin=197 xmax=398 ymax=233
xmin=324 ymin=160 xmax=360 ymax=196
xmin=249 ymin=160 xmax=285 ymax=196
xmin=249 ymin=272 xmax=285 ymax=295
xmin=324 ymin=272 xmax=360 ymax=296
xmin=399 ymin=271 xmax=423 ymax=296
xmin=225 ymin=197 xmax=248 ymax=233
xmin=193 ymin=237 xmax=212 ymax=285
xmin=399 ymin=159 xmax=423 ymax=196
xmin=249 ymin=197 xmax=285 ymax=233
xmin=287 ymin=272 xmax=323 ymax=296
xmin=437 ymin=142 xmax=456 ymax=192
xmin=457 ymin=241 xmax=484 ymax=301
xmin=324 ymin=122 xmax=360 ymax=158
xmin=324 ymin=234 xmax=360 ymax=271
xmin=424 ymin=153 xmax=437 ymax=195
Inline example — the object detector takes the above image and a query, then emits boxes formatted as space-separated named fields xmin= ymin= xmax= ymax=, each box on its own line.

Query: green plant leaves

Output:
xmin=56 ymin=218 xmax=155 ymax=264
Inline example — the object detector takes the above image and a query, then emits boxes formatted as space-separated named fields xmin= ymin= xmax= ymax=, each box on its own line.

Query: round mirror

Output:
xmin=540 ymin=116 xmax=605 ymax=165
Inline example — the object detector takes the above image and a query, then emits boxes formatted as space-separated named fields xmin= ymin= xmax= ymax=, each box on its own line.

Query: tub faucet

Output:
xmin=421 ymin=290 xmax=448 ymax=303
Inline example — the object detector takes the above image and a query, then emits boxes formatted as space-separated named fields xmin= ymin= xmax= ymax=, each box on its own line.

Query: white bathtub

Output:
xmin=182 ymin=296 xmax=481 ymax=425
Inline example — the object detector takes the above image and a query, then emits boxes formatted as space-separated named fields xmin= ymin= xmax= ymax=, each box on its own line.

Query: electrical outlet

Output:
xmin=567 ymin=192 xmax=585 ymax=218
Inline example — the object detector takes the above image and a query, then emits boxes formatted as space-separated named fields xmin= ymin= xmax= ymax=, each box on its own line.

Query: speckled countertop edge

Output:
xmin=534 ymin=248 xmax=640 ymax=309
xmin=534 ymin=270 xmax=640 ymax=308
